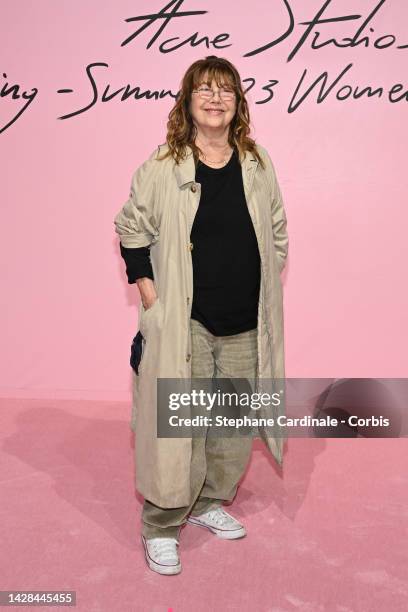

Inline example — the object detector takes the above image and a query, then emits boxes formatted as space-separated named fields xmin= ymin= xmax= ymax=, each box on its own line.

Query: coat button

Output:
xmin=190 ymin=184 xmax=197 ymax=193
xmin=188 ymin=242 xmax=193 ymax=251
xmin=186 ymin=354 xmax=191 ymax=362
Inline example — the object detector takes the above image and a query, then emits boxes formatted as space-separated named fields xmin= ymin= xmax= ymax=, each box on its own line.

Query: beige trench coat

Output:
xmin=114 ymin=142 xmax=289 ymax=507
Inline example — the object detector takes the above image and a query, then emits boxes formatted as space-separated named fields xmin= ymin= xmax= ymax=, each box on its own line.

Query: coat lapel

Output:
xmin=174 ymin=146 xmax=195 ymax=188
xmin=241 ymin=148 xmax=259 ymax=202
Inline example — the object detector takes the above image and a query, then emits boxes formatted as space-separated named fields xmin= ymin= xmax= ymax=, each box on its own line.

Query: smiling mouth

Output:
xmin=204 ymin=109 xmax=224 ymax=113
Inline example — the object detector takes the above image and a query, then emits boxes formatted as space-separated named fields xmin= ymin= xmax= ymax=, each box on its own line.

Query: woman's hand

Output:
xmin=136 ymin=277 xmax=158 ymax=310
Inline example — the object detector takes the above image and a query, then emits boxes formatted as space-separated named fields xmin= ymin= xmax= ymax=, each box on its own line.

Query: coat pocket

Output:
xmin=139 ymin=297 xmax=161 ymax=339
xmin=130 ymin=330 xmax=145 ymax=375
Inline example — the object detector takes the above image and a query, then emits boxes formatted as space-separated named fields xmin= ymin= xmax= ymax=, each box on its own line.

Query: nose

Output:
xmin=206 ymin=102 xmax=222 ymax=110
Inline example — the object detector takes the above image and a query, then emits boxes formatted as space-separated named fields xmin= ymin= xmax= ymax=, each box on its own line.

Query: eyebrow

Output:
xmin=197 ymin=82 xmax=234 ymax=88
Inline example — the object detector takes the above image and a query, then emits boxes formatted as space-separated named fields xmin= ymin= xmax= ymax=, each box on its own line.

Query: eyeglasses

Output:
xmin=192 ymin=86 xmax=236 ymax=101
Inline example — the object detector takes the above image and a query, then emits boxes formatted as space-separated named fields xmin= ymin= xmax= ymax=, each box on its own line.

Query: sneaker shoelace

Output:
xmin=204 ymin=508 xmax=236 ymax=527
xmin=149 ymin=538 xmax=178 ymax=561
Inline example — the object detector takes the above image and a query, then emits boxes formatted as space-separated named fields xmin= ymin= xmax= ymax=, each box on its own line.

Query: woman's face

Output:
xmin=189 ymin=74 xmax=237 ymax=136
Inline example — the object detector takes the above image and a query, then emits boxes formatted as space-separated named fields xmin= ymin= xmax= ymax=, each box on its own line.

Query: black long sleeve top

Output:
xmin=119 ymin=148 xmax=261 ymax=336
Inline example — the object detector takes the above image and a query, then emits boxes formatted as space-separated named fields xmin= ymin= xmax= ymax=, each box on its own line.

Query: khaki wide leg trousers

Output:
xmin=141 ymin=317 xmax=258 ymax=540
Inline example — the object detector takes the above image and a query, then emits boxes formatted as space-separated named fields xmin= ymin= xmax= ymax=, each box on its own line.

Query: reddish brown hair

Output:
xmin=157 ymin=55 xmax=265 ymax=168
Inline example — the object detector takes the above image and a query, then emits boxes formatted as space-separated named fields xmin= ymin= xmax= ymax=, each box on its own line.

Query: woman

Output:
xmin=113 ymin=55 xmax=289 ymax=575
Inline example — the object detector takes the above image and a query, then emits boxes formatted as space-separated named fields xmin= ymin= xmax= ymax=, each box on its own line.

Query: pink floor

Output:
xmin=1 ymin=398 xmax=407 ymax=612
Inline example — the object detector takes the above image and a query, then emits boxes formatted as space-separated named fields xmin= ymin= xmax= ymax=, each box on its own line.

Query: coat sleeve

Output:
xmin=261 ymin=146 xmax=289 ymax=274
xmin=113 ymin=148 xmax=160 ymax=248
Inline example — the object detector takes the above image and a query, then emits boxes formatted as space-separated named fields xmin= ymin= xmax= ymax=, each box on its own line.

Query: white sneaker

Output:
xmin=141 ymin=535 xmax=181 ymax=575
xmin=187 ymin=507 xmax=246 ymax=539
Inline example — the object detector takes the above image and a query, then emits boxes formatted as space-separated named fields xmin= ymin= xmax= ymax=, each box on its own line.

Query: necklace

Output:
xmin=196 ymin=139 xmax=233 ymax=166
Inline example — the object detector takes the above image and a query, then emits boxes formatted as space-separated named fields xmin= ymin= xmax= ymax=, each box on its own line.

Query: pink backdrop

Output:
xmin=1 ymin=0 xmax=407 ymax=400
